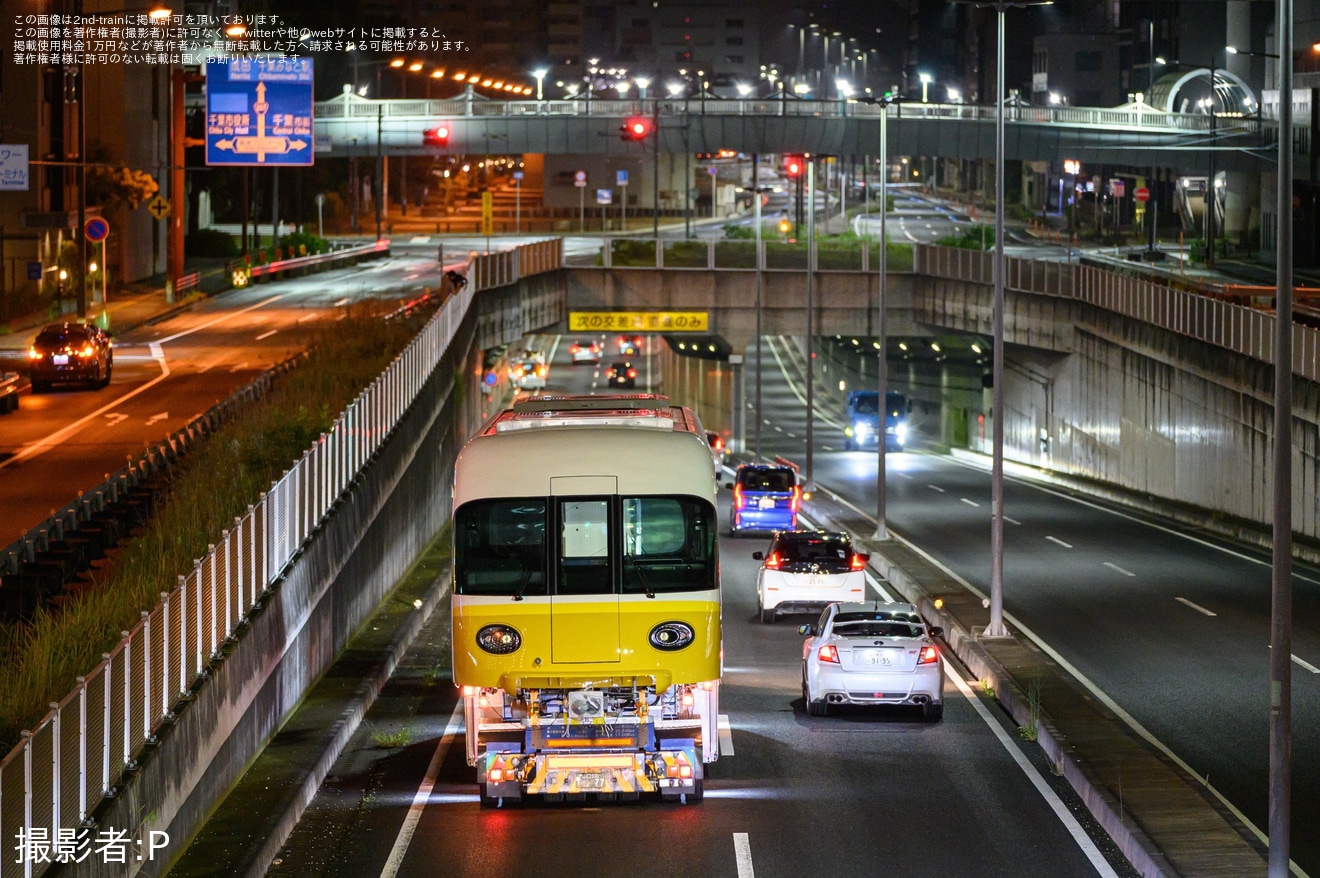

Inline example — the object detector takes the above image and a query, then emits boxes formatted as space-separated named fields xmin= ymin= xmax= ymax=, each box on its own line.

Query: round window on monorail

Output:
xmin=648 ymin=621 xmax=695 ymax=651
xmin=476 ymin=624 xmax=523 ymax=655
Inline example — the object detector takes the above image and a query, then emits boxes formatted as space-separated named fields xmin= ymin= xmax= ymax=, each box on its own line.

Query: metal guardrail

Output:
xmin=176 ymin=272 xmax=201 ymax=294
xmin=314 ymin=95 xmax=1270 ymax=135
xmin=0 ymin=239 xmax=562 ymax=878
xmin=911 ymin=243 xmax=1319 ymax=384
xmin=227 ymin=239 xmax=390 ymax=284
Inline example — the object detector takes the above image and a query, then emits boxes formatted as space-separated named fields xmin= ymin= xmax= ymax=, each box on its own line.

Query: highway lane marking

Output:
xmin=378 ymin=701 xmax=463 ymax=878
xmin=297 ymin=313 xmax=318 ymax=323
xmin=927 ymin=484 xmax=945 ymax=493
xmin=945 ymin=452 xmax=1320 ymax=589
xmin=1103 ymin=562 xmax=1136 ymax=577
xmin=1045 ymin=536 xmax=1073 ymax=549
xmin=1004 ymin=515 xmax=1021 ymax=525
xmin=947 ymin=664 xmax=1121 ymax=877
xmin=1268 ymin=646 xmax=1320 ymax=674
xmin=255 ymin=329 xmax=279 ymax=340
xmin=718 ymin=714 xmax=735 ymax=755
xmin=332 ymin=297 xmax=350 ymax=307
xmin=1176 ymin=597 xmax=1217 ymax=617
xmin=0 ymin=343 xmax=170 ymax=472
xmin=897 ymin=472 xmax=913 ymax=479
xmin=153 ymin=293 xmax=283 ymax=344
xmin=229 ymin=363 xmax=249 ymax=373
xmin=733 ymin=833 xmax=755 ymax=878
xmin=881 ymin=524 xmax=1307 ymax=875
xmin=960 ymin=498 xmax=980 ymax=507
xmin=146 ymin=412 xmax=169 ymax=426
xmin=103 ymin=413 xmax=127 ymax=427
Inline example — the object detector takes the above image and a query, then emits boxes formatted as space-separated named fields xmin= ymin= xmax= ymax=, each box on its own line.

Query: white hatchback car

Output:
xmin=753 ymin=531 xmax=869 ymax=624
xmin=799 ymin=601 xmax=945 ymax=721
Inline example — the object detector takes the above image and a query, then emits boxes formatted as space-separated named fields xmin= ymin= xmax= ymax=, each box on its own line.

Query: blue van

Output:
xmin=731 ymin=464 xmax=800 ymax=533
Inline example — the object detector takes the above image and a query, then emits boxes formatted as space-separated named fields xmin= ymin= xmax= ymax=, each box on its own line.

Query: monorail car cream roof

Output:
xmin=454 ymin=410 xmax=717 ymax=504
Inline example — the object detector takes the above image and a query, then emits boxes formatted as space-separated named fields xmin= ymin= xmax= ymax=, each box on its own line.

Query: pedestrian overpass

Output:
xmin=310 ymin=88 xmax=1280 ymax=174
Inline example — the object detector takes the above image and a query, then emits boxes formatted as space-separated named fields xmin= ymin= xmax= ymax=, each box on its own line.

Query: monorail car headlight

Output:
xmin=648 ymin=621 xmax=695 ymax=651
xmin=476 ymin=624 xmax=523 ymax=655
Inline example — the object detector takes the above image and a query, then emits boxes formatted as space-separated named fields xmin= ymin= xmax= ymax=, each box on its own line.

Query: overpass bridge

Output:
xmin=311 ymin=91 xmax=1289 ymax=174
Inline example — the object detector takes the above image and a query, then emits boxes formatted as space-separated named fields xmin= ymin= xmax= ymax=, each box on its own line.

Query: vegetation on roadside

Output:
xmin=0 ymin=303 xmax=431 ymax=753
xmin=936 ymin=224 xmax=996 ymax=250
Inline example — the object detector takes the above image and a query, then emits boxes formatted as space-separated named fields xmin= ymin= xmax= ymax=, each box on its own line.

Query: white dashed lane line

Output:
xmin=1103 ymin=562 xmax=1136 ymax=577
xmin=717 ymin=714 xmax=734 ymax=755
xmin=1045 ymin=536 xmax=1073 ymax=549
xmin=255 ymin=329 xmax=279 ymax=340
xmin=733 ymin=833 xmax=755 ymax=878
xmin=1176 ymin=597 xmax=1216 ymax=617
xmin=1267 ymin=645 xmax=1320 ymax=674
xmin=927 ymin=484 xmax=945 ymax=493
xmin=1004 ymin=515 xmax=1021 ymax=525
xmin=960 ymin=498 xmax=979 ymax=507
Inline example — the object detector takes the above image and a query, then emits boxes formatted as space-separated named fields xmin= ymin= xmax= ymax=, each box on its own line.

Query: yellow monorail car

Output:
xmin=452 ymin=394 xmax=721 ymax=805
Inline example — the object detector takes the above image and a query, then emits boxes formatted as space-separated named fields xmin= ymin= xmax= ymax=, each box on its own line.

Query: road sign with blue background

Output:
xmin=205 ymin=58 xmax=314 ymax=167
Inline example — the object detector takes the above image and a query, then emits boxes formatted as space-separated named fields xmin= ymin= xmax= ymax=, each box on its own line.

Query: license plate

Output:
xmin=577 ymin=772 xmax=605 ymax=791
xmin=807 ymin=576 xmax=826 ymax=587
xmin=861 ymin=650 xmax=892 ymax=666
xmin=52 ymin=355 xmax=69 ymax=365
xmin=758 ymin=497 xmax=775 ymax=509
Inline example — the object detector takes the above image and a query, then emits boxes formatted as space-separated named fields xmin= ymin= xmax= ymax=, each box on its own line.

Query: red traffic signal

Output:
xmin=620 ymin=116 xmax=653 ymax=141
xmin=783 ymin=154 xmax=804 ymax=178
xmin=423 ymin=125 xmax=450 ymax=147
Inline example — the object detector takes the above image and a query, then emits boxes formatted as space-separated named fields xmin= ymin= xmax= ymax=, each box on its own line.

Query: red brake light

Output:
xmin=918 ymin=645 xmax=939 ymax=665
xmin=79 ymin=345 xmax=95 ymax=358
xmin=712 ymin=435 xmax=724 ymax=451
xmin=733 ymin=483 xmax=744 ymax=509
xmin=817 ymin=644 xmax=840 ymax=664
xmin=28 ymin=348 xmax=40 ymax=360
xmin=764 ymin=552 xmax=780 ymax=569
xmin=790 ymin=485 xmax=801 ymax=512
xmin=850 ymin=552 xmax=865 ymax=571
xmin=627 ymin=369 xmax=637 ymax=378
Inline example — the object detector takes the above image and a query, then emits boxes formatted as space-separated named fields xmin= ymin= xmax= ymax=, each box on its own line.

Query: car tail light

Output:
xmin=790 ymin=485 xmax=801 ymax=512
xmin=627 ymin=368 xmax=637 ymax=379
xmin=536 ymin=364 xmax=547 ymax=377
xmin=733 ymin=483 xmax=744 ymax=510
xmin=78 ymin=344 xmax=95 ymax=358
xmin=27 ymin=348 xmax=40 ymax=360
xmin=764 ymin=552 xmax=781 ymax=569
xmin=711 ymin=435 xmax=724 ymax=451
xmin=918 ymin=645 xmax=939 ymax=664
xmin=817 ymin=644 xmax=840 ymax=664
xmin=850 ymin=553 xmax=865 ymax=571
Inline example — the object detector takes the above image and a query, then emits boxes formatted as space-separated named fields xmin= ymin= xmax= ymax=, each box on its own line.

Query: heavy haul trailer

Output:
xmin=452 ymin=394 xmax=723 ymax=806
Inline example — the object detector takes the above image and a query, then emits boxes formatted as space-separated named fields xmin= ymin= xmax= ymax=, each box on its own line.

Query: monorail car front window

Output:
xmin=455 ymin=499 xmax=548 ymax=596
xmin=622 ymin=496 xmax=717 ymax=594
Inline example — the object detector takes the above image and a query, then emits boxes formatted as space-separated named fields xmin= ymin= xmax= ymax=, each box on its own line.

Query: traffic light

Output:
xmin=620 ymin=116 xmax=653 ymax=141
xmin=783 ymin=154 xmax=804 ymax=178
xmin=423 ymin=125 xmax=450 ymax=147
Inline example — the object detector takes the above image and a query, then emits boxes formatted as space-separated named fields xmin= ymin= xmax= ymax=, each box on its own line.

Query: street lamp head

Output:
xmin=666 ymin=81 xmax=685 ymax=96
xmin=148 ymin=5 xmax=171 ymax=22
xmin=532 ymin=68 xmax=548 ymax=80
xmin=1226 ymin=45 xmax=1239 ymax=54
xmin=918 ymin=72 xmax=932 ymax=85
xmin=224 ymin=22 xmax=246 ymax=38
xmin=736 ymin=82 xmax=752 ymax=96
xmin=408 ymin=61 xmax=424 ymax=72
xmin=1155 ymin=56 xmax=1169 ymax=65
xmin=431 ymin=69 xmax=444 ymax=79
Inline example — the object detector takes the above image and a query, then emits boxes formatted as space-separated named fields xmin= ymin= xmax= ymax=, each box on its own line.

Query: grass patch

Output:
xmin=0 ymin=303 xmax=431 ymax=753
xmin=368 ymin=723 xmax=414 ymax=749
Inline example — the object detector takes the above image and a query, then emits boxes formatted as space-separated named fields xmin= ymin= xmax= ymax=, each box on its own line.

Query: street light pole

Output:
xmin=873 ymin=100 xmax=890 ymax=540
xmin=1269 ymin=5 xmax=1294 ymax=875
xmin=986 ymin=1 xmax=1009 ymax=637
xmin=1207 ymin=56 xmax=1219 ymax=267
xmin=753 ymin=154 xmax=764 ymax=462
xmin=805 ymin=155 xmax=816 ymax=492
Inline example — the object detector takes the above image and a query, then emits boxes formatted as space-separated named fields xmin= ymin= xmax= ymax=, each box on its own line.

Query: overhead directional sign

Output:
xmin=0 ymin=144 xmax=29 ymax=191
xmin=569 ymin=311 xmax=708 ymax=332
xmin=206 ymin=58 xmax=314 ymax=166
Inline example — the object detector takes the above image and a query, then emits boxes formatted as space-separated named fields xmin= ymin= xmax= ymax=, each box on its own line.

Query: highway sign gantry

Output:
xmin=206 ymin=58 xmax=315 ymax=167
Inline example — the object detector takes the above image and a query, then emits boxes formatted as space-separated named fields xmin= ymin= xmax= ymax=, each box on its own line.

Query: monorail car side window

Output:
xmin=454 ymin=499 xmax=548 ymax=596
xmin=622 ymin=496 xmax=717 ymax=594
xmin=558 ymin=498 xmax=613 ymax=595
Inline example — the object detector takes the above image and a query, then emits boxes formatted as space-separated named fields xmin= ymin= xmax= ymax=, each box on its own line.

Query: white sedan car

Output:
xmin=799 ymin=601 xmax=945 ymax=721
xmin=754 ymin=531 xmax=869 ymax=623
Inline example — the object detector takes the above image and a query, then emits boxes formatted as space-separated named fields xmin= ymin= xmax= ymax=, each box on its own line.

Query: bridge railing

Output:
xmin=0 ymin=239 xmax=561 ymax=878
xmin=911 ymin=243 xmax=1318 ymax=384
xmin=314 ymin=95 xmax=1256 ymax=133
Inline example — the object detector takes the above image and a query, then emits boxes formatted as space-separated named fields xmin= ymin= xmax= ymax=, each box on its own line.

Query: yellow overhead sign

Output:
xmin=481 ymin=191 xmax=493 ymax=235
xmin=568 ymin=311 xmax=709 ymax=332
